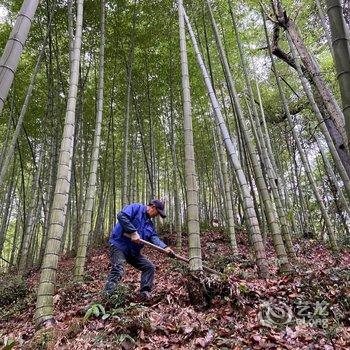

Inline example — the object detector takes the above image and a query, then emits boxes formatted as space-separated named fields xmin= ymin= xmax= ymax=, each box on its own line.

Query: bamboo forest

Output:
xmin=0 ymin=0 xmax=349 ymax=348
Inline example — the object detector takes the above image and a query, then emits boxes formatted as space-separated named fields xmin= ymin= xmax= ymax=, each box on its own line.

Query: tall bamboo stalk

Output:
xmin=18 ymin=150 xmax=43 ymax=275
xmin=271 ymin=2 xmax=350 ymax=178
xmin=35 ymin=0 xmax=84 ymax=327
xmin=226 ymin=0 xmax=295 ymax=264
xmin=273 ymin=1 xmax=348 ymax=153
xmin=286 ymin=31 xmax=350 ymax=201
xmin=206 ymin=1 xmax=291 ymax=271
xmin=316 ymin=137 xmax=350 ymax=219
xmin=316 ymin=0 xmax=335 ymax=58
xmin=74 ymin=0 xmax=105 ymax=281
xmin=0 ymin=0 xmax=40 ymax=114
xmin=0 ymin=163 xmax=16 ymax=256
xmin=0 ymin=27 xmax=50 ymax=188
xmin=263 ymin=11 xmax=338 ymax=252
xmin=183 ymin=6 xmax=269 ymax=277
xmin=121 ymin=2 xmax=137 ymax=206
xmin=178 ymin=0 xmax=203 ymax=272
xmin=326 ymin=0 xmax=350 ymax=147
xmin=215 ymin=125 xmax=238 ymax=251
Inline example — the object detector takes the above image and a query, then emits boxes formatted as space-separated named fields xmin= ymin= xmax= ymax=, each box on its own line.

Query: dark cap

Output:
xmin=150 ymin=199 xmax=166 ymax=218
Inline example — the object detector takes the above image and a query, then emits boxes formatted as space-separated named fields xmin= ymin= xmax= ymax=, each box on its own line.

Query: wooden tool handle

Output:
xmin=124 ymin=233 xmax=221 ymax=276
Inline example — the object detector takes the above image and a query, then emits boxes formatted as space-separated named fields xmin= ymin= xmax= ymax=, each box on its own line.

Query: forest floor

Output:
xmin=0 ymin=230 xmax=349 ymax=349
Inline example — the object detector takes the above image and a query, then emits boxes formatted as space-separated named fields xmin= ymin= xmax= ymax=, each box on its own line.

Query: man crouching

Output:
xmin=103 ymin=199 xmax=174 ymax=301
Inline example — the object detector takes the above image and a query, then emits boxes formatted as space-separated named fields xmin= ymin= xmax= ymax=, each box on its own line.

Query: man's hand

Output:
xmin=130 ymin=232 xmax=141 ymax=244
xmin=164 ymin=247 xmax=175 ymax=257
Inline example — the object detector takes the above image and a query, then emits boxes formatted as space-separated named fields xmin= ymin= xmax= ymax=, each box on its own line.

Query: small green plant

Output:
xmin=0 ymin=337 xmax=16 ymax=350
xmin=224 ymin=263 xmax=236 ymax=274
xmin=339 ymin=234 xmax=350 ymax=249
xmin=106 ymin=284 xmax=130 ymax=308
xmin=0 ymin=275 xmax=27 ymax=307
xmin=117 ymin=333 xmax=135 ymax=344
xmin=84 ymin=303 xmax=110 ymax=321
xmin=238 ymin=282 xmax=250 ymax=294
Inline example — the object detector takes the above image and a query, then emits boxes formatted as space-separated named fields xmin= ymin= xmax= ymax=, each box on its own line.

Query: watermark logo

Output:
xmin=258 ymin=299 xmax=329 ymax=328
xmin=258 ymin=299 xmax=293 ymax=327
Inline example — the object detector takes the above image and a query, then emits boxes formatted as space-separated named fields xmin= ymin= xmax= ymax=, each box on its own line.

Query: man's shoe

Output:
xmin=140 ymin=291 xmax=151 ymax=301
xmin=103 ymin=281 xmax=117 ymax=298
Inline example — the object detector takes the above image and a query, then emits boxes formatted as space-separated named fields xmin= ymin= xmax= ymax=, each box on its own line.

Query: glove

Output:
xmin=164 ymin=247 xmax=175 ymax=257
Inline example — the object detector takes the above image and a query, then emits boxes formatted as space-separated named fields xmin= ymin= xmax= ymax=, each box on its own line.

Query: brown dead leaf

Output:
xmin=183 ymin=325 xmax=194 ymax=334
xmin=53 ymin=294 xmax=61 ymax=304
xmin=195 ymin=330 xmax=214 ymax=348
xmin=252 ymin=333 xmax=262 ymax=342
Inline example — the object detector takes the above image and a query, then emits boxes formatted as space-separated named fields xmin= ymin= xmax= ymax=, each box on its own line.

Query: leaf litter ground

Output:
xmin=0 ymin=231 xmax=349 ymax=349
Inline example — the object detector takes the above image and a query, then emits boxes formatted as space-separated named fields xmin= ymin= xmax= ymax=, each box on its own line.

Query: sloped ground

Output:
xmin=0 ymin=231 xmax=349 ymax=349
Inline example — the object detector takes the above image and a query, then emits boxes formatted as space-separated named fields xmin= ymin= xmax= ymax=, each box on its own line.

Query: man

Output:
xmin=104 ymin=199 xmax=174 ymax=300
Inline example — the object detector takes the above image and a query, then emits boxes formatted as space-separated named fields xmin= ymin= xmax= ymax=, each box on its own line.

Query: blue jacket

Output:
xmin=109 ymin=203 xmax=167 ymax=256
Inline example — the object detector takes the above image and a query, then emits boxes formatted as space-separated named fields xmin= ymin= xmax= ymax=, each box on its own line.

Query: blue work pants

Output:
xmin=105 ymin=245 xmax=155 ymax=293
